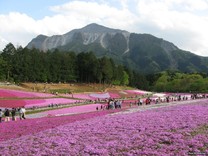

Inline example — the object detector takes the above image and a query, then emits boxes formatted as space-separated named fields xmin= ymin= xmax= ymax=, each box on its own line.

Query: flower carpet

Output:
xmin=0 ymin=99 xmax=208 ymax=155
xmin=0 ymin=98 xmax=81 ymax=108
xmin=0 ymin=89 xmax=55 ymax=98
xmin=60 ymin=92 xmax=121 ymax=100
xmin=0 ymin=109 xmax=122 ymax=142
xmin=42 ymin=103 xmax=104 ymax=116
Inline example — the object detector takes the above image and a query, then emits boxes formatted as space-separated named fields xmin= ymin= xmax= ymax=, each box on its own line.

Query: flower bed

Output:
xmin=0 ymin=89 xmax=55 ymax=98
xmin=25 ymin=98 xmax=81 ymax=108
xmin=0 ymin=100 xmax=208 ymax=155
xmin=108 ymin=92 xmax=121 ymax=99
xmin=89 ymin=92 xmax=110 ymax=99
xmin=64 ymin=93 xmax=92 ymax=100
xmin=43 ymin=104 xmax=104 ymax=116
xmin=0 ymin=98 xmax=81 ymax=108
xmin=125 ymin=89 xmax=151 ymax=95
xmin=0 ymin=109 xmax=120 ymax=142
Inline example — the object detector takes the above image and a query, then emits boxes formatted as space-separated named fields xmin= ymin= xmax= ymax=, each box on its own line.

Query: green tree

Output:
xmin=1 ymin=43 xmax=17 ymax=81
xmin=99 ymin=57 xmax=113 ymax=84
xmin=77 ymin=52 xmax=99 ymax=82
xmin=0 ymin=56 xmax=7 ymax=80
xmin=154 ymin=73 xmax=168 ymax=91
xmin=121 ymin=71 xmax=129 ymax=85
xmin=112 ymin=65 xmax=124 ymax=85
xmin=2 ymin=43 xmax=17 ymax=56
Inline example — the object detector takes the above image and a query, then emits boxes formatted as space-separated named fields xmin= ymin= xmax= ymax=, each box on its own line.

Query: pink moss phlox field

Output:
xmin=108 ymin=92 xmax=121 ymax=98
xmin=89 ymin=92 xmax=110 ymax=99
xmin=25 ymin=98 xmax=81 ymax=108
xmin=0 ymin=98 xmax=80 ymax=108
xmin=125 ymin=89 xmax=151 ymax=95
xmin=0 ymin=89 xmax=55 ymax=98
xmin=0 ymin=110 xmax=114 ymax=142
xmin=43 ymin=104 xmax=103 ymax=116
xmin=61 ymin=92 xmax=121 ymax=100
xmin=66 ymin=93 xmax=93 ymax=100
xmin=0 ymin=100 xmax=26 ymax=108
xmin=0 ymin=101 xmax=208 ymax=155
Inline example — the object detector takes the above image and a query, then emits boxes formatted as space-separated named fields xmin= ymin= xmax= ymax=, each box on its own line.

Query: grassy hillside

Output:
xmin=0 ymin=82 xmax=134 ymax=94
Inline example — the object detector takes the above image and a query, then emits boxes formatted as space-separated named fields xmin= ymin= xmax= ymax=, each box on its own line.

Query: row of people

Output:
xmin=0 ymin=107 xmax=26 ymax=123
xmin=96 ymin=99 xmax=123 ymax=111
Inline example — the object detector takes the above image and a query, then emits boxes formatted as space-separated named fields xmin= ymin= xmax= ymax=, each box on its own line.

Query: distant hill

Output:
xmin=27 ymin=23 xmax=208 ymax=73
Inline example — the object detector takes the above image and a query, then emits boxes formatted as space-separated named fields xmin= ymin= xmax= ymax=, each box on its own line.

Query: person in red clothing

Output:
xmin=145 ymin=98 xmax=151 ymax=105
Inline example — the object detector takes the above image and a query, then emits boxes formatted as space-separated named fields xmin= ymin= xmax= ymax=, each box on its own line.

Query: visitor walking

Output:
xmin=130 ymin=102 xmax=132 ymax=108
xmin=11 ymin=108 xmax=16 ymax=121
xmin=19 ymin=107 xmax=26 ymax=120
xmin=4 ymin=108 xmax=10 ymax=122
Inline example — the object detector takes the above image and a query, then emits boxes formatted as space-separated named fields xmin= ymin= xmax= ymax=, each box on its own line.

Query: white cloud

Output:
xmin=0 ymin=12 xmax=37 ymax=50
xmin=172 ymin=0 xmax=208 ymax=11
xmin=0 ymin=0 xmax=208 ymax=56
xmin=50 ymin=1 xmax=138 ymax=29
xmin=135 ymin=0 xmax=208 ymax=56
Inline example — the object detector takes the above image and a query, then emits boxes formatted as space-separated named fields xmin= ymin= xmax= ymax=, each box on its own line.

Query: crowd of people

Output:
xmin=0 ymin=107 xmax=26 ymax=123
xmin=95 ymin=93 xmax=208 ymax=111
xmin=96 ymin=99 xmax=123 ymax=111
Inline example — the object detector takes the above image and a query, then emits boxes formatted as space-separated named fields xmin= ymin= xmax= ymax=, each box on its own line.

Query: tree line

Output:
xmin=0 ymin=43 xmax=208 ymax=92
xmin=0 ymin=43 xmax=145 ymax=87
xmin=150 ymin=70 xmax=208 ymax=93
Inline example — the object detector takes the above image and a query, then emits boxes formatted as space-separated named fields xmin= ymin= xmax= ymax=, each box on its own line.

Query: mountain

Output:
xmin=27 ymin=23 xmax=208 ymax=73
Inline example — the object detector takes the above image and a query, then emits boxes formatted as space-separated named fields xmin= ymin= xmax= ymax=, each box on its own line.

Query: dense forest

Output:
xmin=0 ymin=43 xmax=208 ymax=92
xmin=0 ymin=43 xmax=144 ymax=87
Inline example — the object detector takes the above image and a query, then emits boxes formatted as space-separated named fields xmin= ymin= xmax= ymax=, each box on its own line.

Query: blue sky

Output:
xmin=0 ymin=0 xmax=208 ymax=56
xmin=0 ymin=0 xmax=70 ymax=19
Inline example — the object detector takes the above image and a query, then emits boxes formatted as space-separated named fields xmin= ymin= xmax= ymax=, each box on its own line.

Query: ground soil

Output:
xmin=0 ymin=82 xmax=134 ymax=94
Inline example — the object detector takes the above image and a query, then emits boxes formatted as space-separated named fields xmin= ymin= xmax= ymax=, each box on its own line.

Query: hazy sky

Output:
xmin=0 ymin=0 xmax=208 ymax=56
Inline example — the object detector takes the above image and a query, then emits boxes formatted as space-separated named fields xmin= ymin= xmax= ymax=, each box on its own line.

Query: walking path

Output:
xmin=25 ymin=98 xmax=208 ymax=119
xmin=110 ymin=98 xmax=208 ymax=115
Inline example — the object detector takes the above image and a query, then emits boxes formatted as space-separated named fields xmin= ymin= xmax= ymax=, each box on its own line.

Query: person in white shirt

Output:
xmin=19 ymin=107 xmax=26 ymax=120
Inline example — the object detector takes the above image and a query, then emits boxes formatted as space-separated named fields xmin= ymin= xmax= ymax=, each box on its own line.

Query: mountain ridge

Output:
xmin=27 ymin=23 xmax=208 ymax=73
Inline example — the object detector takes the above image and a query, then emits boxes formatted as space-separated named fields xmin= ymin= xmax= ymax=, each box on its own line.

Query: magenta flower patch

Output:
xmin=0 ymin=98 xmax=80 ymax=108
xmin=0 ymin=89 xmax=55 ymax=98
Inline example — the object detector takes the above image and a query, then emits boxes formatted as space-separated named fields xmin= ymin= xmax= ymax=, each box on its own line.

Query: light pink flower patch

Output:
xmin=89 ymin=93 xmax=110 ymax=99
xmin=25 ymin=98 xmax=81 ymax=108
xmin=44 ymin=104 xmax=103 ymax=116
xmin=0 ymin=89 xmax=55 ymax=98
xmin=125 ymin=90 xmax=151 ymax=95
xmin=62 ymin=92 xmax=121 ymax=99
xmin=70 ymin=93 xmax=92 ymax=100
